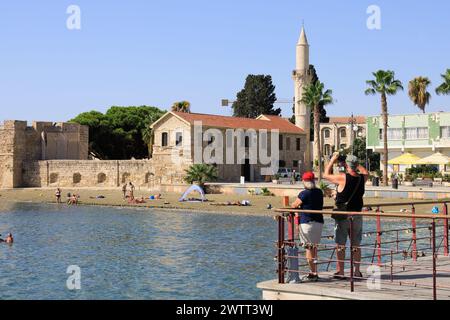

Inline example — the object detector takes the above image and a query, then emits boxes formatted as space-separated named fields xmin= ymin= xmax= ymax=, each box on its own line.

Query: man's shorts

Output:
xmin=299 ymin=221 xmax=324 ymax=245
xmin=334 ymin=216 xmax=363 ymax=246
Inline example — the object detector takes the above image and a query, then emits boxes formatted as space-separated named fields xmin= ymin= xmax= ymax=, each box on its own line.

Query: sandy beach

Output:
xmin=0 ymin=187 xmax=446 ymax=217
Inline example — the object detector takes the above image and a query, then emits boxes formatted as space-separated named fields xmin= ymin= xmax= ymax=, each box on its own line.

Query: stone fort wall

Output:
xmin=21 ymin=160 xmax=187 ymax=190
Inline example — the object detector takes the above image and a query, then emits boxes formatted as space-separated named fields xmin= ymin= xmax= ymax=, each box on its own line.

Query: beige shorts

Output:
xmin=299 ymin=221 xmax=324 ymax=245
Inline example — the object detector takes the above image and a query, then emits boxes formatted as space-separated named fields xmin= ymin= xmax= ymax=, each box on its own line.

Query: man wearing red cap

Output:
xmin=291 ymin=171 xmax=324 ymax=282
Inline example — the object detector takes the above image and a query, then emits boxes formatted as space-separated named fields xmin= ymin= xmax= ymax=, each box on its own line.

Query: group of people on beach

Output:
xmin=55 ymin=188 xmax=79 ymax=205
xmin=291 ymin=152 xmax=368 ymax=282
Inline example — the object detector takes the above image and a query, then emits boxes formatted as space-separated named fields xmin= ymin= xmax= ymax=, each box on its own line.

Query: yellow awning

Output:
xmin=388 ymin=153 xmax=421 ymax=165
xmin=416 ymin=152 xmax=450 ymax=165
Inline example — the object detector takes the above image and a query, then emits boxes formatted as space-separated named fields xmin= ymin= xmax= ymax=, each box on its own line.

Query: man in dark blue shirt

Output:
xmin=291 ymin=172 xmax=324 ymax=282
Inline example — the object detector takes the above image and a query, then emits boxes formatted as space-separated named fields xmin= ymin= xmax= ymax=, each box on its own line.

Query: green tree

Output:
xmin=71 ymin=106 xmax=165 ymax=160
xmin=436 ymin=69 xmax=450 ymax=96
xmin=232 ymin=75 xmax=280 ymax=118
xmin=408 ymin=77 xmax=431 ymax=113
xmin=301 ymin=81 xmax=334 ymax=181
xmin=290 ymin=65 xmax=329 ymax=140
xmin=365 ymin=70 xmax=404 ymax=186
xmin=344 ymin=138 xmax=380 ymax=172
xmin=184 ymin=164 xmax=218 ymax=191
xmin=171 ymin=101 xmax=191 ymax=113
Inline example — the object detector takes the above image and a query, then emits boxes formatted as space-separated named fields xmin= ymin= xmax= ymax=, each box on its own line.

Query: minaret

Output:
xmin=293 ymin=26 xmax=312 ymax=170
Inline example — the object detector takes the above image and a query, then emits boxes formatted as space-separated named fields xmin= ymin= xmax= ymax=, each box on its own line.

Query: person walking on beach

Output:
xmin=324 ymin=152 xmax=368 ymax=279
xmin=291 ymin=171 xmax=324 ymax=282
xmin=55 ymin=188 xmax=62 ymax=204
xmin=129 ymin=182 xmax=135 ymax=200
xmin=122 ymin=184 xmax=127 ymax=199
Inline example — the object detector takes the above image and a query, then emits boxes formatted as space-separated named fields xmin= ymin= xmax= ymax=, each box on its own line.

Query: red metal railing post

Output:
xmin=287 ymin=213 xmax=295 ymax=243
xmin=411 ymin=204 xmax=417 ymax=261
xmin=349 ymin=217 xmax=355 ymax=293
xmin=277 ymin=215 xmax=286 ymax=284
xmin=432 ymin=219 xmax=437 ymax=300
xmin=376 ymin=206 xmax=382 ymax=266
xmin=444 ymin=203 xmax=449 ymax=257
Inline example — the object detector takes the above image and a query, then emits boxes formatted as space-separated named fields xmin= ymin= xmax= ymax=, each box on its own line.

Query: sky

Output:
xmin=0 ymin=0 xmax=449 ymax=122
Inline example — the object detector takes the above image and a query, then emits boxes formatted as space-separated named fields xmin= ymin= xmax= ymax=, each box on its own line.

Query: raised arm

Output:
xmin=357 ymin=165 xmax=369 ymax=182
xmin=323 ymin=153 xmax=345 ymax=186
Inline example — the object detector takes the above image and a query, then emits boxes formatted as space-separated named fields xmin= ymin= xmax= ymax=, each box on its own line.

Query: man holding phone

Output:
xmin=324 ymin=152 xmax=369 ymax=279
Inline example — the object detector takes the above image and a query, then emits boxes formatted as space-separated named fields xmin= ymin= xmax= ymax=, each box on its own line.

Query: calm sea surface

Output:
xmin=0 ymin=202 xmax=430 ymax=300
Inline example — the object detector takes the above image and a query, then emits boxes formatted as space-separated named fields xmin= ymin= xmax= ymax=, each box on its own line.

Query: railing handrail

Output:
xmin=318 ymin=199 xmax=449 ymax=211
xmin=275 ymin=207 xmax=450 ymax=220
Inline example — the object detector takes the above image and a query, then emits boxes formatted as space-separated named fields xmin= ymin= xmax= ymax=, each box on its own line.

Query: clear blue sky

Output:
xmin=0 ymin=0 xmax=449 ymax=122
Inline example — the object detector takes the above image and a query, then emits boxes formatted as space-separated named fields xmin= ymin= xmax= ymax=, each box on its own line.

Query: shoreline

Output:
xmin=0 ymin=188 xmax=447 ymax=218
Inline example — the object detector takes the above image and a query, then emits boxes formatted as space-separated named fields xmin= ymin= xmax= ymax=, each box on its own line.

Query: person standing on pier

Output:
xmin=324 ymin=153 xmax=368 ymax=279
xmin=291 ymin=171 xmax=324 ymax=282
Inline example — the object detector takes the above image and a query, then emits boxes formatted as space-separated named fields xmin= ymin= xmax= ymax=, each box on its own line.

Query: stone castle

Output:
xmin=0 ymin=120 xmax=186 ymax=189
xmin=0 ymin=27 xmax=314 ymax=189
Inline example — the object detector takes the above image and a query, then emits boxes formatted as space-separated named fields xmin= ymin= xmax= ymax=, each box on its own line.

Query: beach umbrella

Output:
xmin=388 ymin=152 xmax=421 ymax=165
xmin=416 ymin=152 xmax=450 ymax=165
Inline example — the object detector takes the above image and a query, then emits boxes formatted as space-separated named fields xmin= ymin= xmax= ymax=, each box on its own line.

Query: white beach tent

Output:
xmin=178 ymin=185 xmax=207 ymax=202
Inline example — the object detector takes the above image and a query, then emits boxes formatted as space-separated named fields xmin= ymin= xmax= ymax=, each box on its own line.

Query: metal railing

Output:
xmin=274 ymin=200 xmax=450 ymax=300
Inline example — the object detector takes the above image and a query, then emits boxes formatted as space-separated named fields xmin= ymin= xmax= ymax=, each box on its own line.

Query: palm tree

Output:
xmin=171 ymin=101 xmax=191 ymax=113
xmin=301 ymin=81 xmax=333 ymax=181
xmin=436 ymin=69 xmax=450 ymax=96
xmin=408 ymin=77 xmax=431 ymax=113
xmin=141 ymin=114 xmax=160 ymax=158
xmin=184 ymin=164 xmax=218 ymax=192
xmin=365 ymin=70 xmax=403 ymax=186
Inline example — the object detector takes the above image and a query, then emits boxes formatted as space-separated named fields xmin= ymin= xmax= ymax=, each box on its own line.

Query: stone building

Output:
xmin=151 ymin=112 xmax=307 ymax=182
xmin=319 ymin=116 xmax=367 ymax=158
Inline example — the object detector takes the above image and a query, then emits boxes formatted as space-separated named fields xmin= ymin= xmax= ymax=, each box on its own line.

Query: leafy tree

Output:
xmin=301 ymin=81 xmax=334 ymax=181
xmin=408 ymin=77 xmax=431 ymax=113
xmin=184 ymin=164 xmax=218 ymax=191
xmin=71 ymin=106 xmax=165 ymax=160
xmin=171 ymin=101 xmax=191 ymax=113
xmin=365 ymin=70 xmax=404 ymax=186
xmin=436 ymin=69 xmax=450 ymax=96
xmin=344 ymin=138 xmax=380 ymax=172
xmin=232 ymin=75 xmax=280 ymax=118
xmin=290 ymin=65 xmax=329 ymax=141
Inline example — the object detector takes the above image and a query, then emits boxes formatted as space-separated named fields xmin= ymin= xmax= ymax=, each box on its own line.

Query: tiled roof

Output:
xmin=327 ymin=116 xmax=366 ymax=125
xmin=172 ymin=112 xmax=305 ymax=134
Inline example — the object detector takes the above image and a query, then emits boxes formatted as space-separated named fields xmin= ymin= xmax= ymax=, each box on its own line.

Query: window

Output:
xmin=279 ymin=160 xmax=286 ymax=167
xmin=176 ymin=132 xmax=183 ymax=146
xmin=279 ymin=135 xmax=284 ymax=150
xmin=379 ymin=129 xmax=383 ymax=140
xmin=245 ymin=136 xmax=250 ymax=148
xmin=324 ymin=144 xmax=331 ymax=156
xmin=387 ymin=128 xmax=403 ymax=140
xmin=161 ymin=132 xmax=168 ymax=147
xmin=340 ymin=128 xmax=347 ymax=138
xmin=324 ymin=129 xmax=331 ymax=139
xmin=97 ymin=173 xmax=106 ymax=184
xmin=207 ymin=134 xmax=215 ymax=145
xmin=286 ymin=137 xmax=291 ymax=151
xmin=73 ymin=173 xmax=81 ymax=184
xmin=406 ymin=127 xmax=429 ymax=140
xmin=442 ymin=126 xmax=450 ymax=139
xmin=296 ymin=138 xmax=301 ymax=151
xmin=293 ymin=160 xmax=299 ymax=168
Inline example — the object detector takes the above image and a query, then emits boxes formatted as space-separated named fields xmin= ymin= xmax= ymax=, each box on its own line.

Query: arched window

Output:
xmin=324 ymin=129 xmax=331 ymax=139
xmin=50 ymin=173 xmax=58 ymax=184
xmin=122 ymin=172 xmax=130 ymax=184
xmin=340 ymin=128 xmax=347 ymax=138
xmin=145 ymin=172 xmax=154 ymax=183
xmin=161 ymin=132 xmax=168 ymax=147
xmin=73 ymin=173 xmax=81 ymax=184
xmin=97 ymin=173 xmax=106 ymax=184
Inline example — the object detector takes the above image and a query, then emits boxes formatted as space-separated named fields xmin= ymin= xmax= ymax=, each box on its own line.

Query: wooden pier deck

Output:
xmin=257 ymin=255 xmax=450 ymax=300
